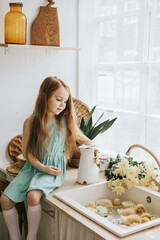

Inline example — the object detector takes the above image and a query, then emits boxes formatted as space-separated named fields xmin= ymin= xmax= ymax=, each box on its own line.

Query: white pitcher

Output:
xmin=77 ymin=145 xmax=99 ymax=184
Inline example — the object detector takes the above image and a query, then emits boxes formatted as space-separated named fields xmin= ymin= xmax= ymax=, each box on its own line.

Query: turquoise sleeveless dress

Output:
xmin=3 ymin=117 xmax=67 ymax=203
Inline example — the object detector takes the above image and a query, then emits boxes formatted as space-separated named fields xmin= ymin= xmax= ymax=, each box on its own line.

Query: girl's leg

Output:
xmin=27 ymin=190 xmax=43 ymax=240
xmin=1 ymin=194 xmax=23 ymax=240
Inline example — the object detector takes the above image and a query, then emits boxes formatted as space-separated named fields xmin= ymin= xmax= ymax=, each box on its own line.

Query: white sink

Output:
xmin=53 ymin=181 xmax=160 ymax=237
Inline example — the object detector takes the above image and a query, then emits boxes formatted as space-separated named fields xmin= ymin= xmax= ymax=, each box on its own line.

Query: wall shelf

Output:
xmin=0 ymin=43 xmax=80 ymax=51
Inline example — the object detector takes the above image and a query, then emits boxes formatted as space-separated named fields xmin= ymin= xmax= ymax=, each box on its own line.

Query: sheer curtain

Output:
xmin=78 ymin=0 xmax=160 ymax=162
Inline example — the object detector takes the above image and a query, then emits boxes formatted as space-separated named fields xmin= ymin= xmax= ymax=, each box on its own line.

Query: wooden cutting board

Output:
xmin=31 ymin=2 xmax=60 ymax=46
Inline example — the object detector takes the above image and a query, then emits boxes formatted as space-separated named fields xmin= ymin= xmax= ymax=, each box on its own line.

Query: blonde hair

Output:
xmin=26 ymin=76 xmax=77 ymax=160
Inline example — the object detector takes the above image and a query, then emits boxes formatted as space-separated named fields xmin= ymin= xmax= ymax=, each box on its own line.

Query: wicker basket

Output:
xmin=6 ymin=153 xmax=26 ymax=176
xmin=68 ymin=98 xmax=90 ymax=168
xmin=8 ymin=134 xmax=23 ymax=162
xmin=6 ymin=162 xmax=22 ymax=177
xmin=72 ymin=98 xmax=90 ymax=127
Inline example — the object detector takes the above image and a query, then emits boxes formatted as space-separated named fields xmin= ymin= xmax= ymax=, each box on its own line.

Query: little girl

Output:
xmin=0 ymin=76 xmax=98 ymax=240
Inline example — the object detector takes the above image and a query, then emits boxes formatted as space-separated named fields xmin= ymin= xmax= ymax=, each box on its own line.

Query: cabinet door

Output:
xmin=38 ymin=200 xmax=55 ymax=240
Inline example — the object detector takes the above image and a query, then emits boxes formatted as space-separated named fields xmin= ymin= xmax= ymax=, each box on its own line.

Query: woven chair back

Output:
xmin=72 ymin=98 xmax=90 ymax=127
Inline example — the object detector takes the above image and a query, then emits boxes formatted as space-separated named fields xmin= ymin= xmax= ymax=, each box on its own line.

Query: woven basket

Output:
xmin=72 ymin=98 xmax=90 ymax=127
xmin=69 ymin=98 xmax=90 ymax=168
xmin=6 ymin=162 xmax=22 ymax=176
xmin=8 ymin=134 xmax=23 ymax=162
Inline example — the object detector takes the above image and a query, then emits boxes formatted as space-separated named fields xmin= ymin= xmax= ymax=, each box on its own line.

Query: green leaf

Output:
xmin=88 ymin=118 xmax=117 ymax=140
xmin=99 ymin=117 xmax=117 ymax=134
xmin=84 ymin=106 xmax=96 ymax=128
xmin=93 ymin=112 xmax=105 ymax=128
xmin=84 ymin=116 xmax=93 ymax=136
xmin=80 ymin=117 xmax=85 ymax=131
xmin=89 ymin=112 xmax=105 ymax=137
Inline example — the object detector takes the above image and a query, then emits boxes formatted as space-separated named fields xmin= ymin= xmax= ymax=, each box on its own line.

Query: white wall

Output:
xmin=0 ymin=0 xmax=78 ymax=165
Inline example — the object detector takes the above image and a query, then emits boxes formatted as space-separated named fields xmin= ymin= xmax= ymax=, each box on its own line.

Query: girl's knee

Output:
xmin=0 ymin=195 xmax=15 ymax=210
xmin=27 ymin=190 xmax=42 ymax=206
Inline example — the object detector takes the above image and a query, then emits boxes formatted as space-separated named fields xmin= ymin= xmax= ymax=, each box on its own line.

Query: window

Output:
xmin=78 ymin=0 xmax=160 ymax=161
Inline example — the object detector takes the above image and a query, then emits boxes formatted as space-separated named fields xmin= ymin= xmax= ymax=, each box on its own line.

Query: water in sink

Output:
xmin=53 ymin=181 xmax=160 ymax=237
xmin=87 ymin=199 xmax=159 ymax=228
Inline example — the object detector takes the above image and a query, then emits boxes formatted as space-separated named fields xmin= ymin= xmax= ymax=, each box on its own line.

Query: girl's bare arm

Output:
xmin=75 ymin=125 xmax=98 ymax=163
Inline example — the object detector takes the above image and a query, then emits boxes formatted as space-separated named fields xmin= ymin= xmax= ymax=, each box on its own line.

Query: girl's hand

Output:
xmin=45 ymin=165 xmax=63 ymax=176
xmin=94 ymin=149 xmax=99 ymax=164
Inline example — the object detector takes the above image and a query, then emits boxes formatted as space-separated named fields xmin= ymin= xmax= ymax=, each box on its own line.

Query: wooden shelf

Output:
xmin=0 ymin=43 xmax=80 ymax=51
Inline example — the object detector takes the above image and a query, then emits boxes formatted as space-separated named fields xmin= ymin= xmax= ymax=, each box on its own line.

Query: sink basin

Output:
xmin=53 ymin=181 xmax=160 ymax=237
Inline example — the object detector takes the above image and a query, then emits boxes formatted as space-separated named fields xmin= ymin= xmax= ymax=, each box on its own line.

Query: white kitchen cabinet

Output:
xmin=38 ymin=200 xmax=55 ymax=240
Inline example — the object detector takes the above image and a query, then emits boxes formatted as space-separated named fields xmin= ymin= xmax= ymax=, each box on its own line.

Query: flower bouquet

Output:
xmin=105 ymin=154 xmax=160 ymax=195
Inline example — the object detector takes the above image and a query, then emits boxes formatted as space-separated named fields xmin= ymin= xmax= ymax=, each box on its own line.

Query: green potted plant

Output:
xmin=79 ymin=106 xmax=117 ymax=140
xmin=69 ymin=106 xmax=117 ymax=168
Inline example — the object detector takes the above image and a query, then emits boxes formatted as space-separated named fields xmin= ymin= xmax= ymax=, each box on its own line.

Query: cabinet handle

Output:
xmin=42 ymin=208 xmax=55 ymax=218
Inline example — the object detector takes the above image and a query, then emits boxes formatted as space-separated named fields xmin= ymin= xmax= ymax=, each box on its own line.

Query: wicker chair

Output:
xmin=0 ymin=177 xmax=28 ymax=237
xmin=67 ymin=98 xmax=90 ymax=168
xmin=72 ymin=98 xmax=90 ymax=127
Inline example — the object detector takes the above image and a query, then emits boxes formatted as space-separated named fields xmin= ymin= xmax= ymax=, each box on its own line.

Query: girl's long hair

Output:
xmin=26 ymin=76 xmax=77 ymax=160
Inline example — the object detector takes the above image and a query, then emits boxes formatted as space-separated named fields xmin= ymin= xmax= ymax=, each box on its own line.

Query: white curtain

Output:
xmin=54 ymin=209 xmax=103 ymax=240
xmin=78 ymin=0 xmax=160 ymax=163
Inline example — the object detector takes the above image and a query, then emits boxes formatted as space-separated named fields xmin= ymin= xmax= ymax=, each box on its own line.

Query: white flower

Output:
xmin=112 ymin=185 xmax=125 ymax=195
xmin=107 ymin=181 xmax=113 ymax=188
xmin=125 ymin=178 xmax=139 ymax=188
xmin=126 ymin=166 xmax=137 ymax=179
xmin=96 ymin=206 xmax=108 ymax=214
xmin=138 ymin=164 xmax=145 ymax=172
xmin=140 ymin=176 xmax=150 ymax=187
xmin=106 ymin=154 xmax=160 ymax=195
xmin=122 ymin=201 xmax=136 ymax=208
xmin=112 ymin=179 xmax=122 ymax=187
xmin=117 ymin=158 xmax=129 ymax=169
xmin=113 ymin=168 xmax=120 ymax=175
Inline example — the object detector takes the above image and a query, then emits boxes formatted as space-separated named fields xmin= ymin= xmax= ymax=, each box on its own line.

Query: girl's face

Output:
xmin=47 ymin=86 xmax=69 ymax=118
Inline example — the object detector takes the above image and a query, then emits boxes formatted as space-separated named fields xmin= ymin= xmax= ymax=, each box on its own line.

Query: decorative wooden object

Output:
xmin=8 ymin=134 xmax=22 ymax=162
xmin=31 ymin=0 xmax=60 ymax=46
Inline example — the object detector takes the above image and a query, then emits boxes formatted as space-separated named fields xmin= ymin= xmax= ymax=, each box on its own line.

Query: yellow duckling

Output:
xmin=135 ymin=204 xmax=147 ymax=214
xmin=121 ymin=214 xmax=142 ymax=226
xmin=141 ymin=212 xmax=152 ymax=221
xmin=112 ymin=198 xmax=122 ymax=207
xmin=88 ymin=202 xmax=96 ymax=209
xmin=141 ymin=217 xmax=150 ymax=223
xmin=117 ymin=204 xmax=147 ymax=216
xmin=117 ymin=208 xmax=135 ymax=216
